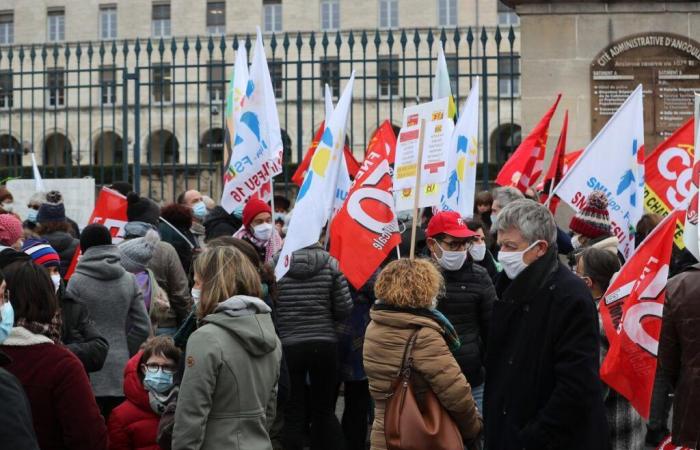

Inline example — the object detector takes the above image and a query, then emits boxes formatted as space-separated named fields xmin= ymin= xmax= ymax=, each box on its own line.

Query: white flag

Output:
xmin=683 ymin=93 xmax=700 ymax=259
xmin=275 ymin=73 xmax=355 ymax=280
xmin=440 ymin=77 xmax=480 ymax=217
xmin=31 ymin=153 xmax=45 ymax=192
xmin=223 ymin=46 xmax=248 ymax=168
xmin=323 ymin=84 xmax=352 ymax=219
xmin=433 ymin=44 xmax=456 ymax=118
xmin=551 ymin=84 xmax=645 ymax=259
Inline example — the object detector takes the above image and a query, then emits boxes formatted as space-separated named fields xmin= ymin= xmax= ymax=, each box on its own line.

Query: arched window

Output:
xmin=0 ymin=134 xmax=22 ymax=168
xmin=44 ymin=132 xmax=72 ymax=166
xmin=199 ymin=128 xmax=224 ymax=163
xmin=147 ymin=130 xmax=179 ymax=164
xmin=490 ymin=123 xmax=521 ymax=165
xmin=93 ymin=131 xmax=124 ymax=165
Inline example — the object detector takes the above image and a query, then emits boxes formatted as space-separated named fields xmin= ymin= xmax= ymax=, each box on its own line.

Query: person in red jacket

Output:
xmin=0 ymin=260 xmax=107 ymax=450
xmin=108 ymin=335 xmax=181 ymax=450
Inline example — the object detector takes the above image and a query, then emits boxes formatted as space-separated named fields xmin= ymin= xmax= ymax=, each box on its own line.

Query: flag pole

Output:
xmin=409 ymin=119 xmax=427 ymax=259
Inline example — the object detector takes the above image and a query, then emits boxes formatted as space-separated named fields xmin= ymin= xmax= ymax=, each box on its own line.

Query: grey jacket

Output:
xmin=66 ymin=245 xmax=150 ymax=397
xmin=173 ymin=296 xmax=282 ymax=450
xmin=274 ymin=244 xmax=352 ymax=346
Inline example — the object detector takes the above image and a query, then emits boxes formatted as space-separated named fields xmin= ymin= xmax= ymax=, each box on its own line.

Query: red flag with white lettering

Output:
xmin=656 ymin=435 xmax=693 ymax=450
xmin=329 ymin=132 xmax=400 ymax=289
xmin=599 ymin=209 xmax=685 ymax=418
xmin=64 ymin=188 xmax=128 ymax=280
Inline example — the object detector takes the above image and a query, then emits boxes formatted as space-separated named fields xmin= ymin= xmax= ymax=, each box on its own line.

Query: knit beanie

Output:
xmin=126 ymin=192 xmax=161 ymax=226
xmin=80 ymin=223 xmax=113 ymax=253
xmin=0 ymin=214 xmax=23 ymax=246
xmin=242 ymin=198 xmax=271 ymax=228
xmin=21 ymin=238 xmax=60 ymax=269
xmin=36 ymin=190 xmax=66 ymax=224
xmin=119 ymin=230 xmax=160 ymax=273
xmin=109 ymin=181 xmax=133 ymax=197
xmin=569 ymin=191 xmax=611 ymax=239
xmin=28 ymin=191 xmax=47 ymax=206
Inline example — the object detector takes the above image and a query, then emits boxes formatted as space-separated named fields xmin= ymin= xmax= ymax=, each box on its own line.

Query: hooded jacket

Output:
xmin=203 ymin=206 xmax=242 ymax=242
xmin=108 ymin=352 xmax=162 ymax=450
xmin=173 ymin=296 xmax=282 ymax=450
xmin=41 ymin=230 xmax=79 ymax=277
xmin=66 ymin=245 xmax=151 ymax=397
xmin=274 ymin=244 xmax=353 ymax=346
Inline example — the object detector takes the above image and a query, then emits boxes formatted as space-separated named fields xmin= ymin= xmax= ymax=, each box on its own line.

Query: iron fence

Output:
xmin=0 ymin=26 xmax=520 ymax=202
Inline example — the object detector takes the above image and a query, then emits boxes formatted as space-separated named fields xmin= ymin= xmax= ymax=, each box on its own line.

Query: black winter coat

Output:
xmin=484 ymin=247 xmax=610 ymax=450
xmin=0 ymin=353 xmax=40 ymax=450
xmin=203 ymin=206 xmax=243 ymax=242
xmin=61 ymin=294 xmax=110 ymax=373
xmin=436 ymin=261 xmax=495 ymax=387
xmin=41 ymin=231 xmax=79 ymax=277
xmin=274 ymin=244 xmax=352 ymax=346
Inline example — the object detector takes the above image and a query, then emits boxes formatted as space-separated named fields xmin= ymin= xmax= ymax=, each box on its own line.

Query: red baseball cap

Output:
xmin=426 ymin=211 xmax=477 ymax=239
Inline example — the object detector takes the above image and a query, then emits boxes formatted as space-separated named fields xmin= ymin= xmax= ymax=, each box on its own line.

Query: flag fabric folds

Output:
xmin=223 ymin=46 xmax=249 ymax=168
xmin=433 ymin=44 xmax=456 ymax=118
xmin=682 ymin=95 xmax=700 ymax=260
xmin=540 ymin=110 xmax=568 ymax=212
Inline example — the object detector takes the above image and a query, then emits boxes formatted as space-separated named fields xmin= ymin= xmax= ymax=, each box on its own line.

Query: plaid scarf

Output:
xmin=15 ymin=310 xmax=62 ymax=344
xmin=233 ymin=225 xmax=283 ymax=265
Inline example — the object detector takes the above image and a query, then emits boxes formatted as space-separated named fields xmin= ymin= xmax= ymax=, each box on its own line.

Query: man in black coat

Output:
xmin=426 ymin=211 xmax=496 ymax=412
xmin=484 ymin=199 xmax=609 ymax=450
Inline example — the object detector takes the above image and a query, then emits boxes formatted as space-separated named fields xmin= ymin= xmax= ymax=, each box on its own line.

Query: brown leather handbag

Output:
xmin=384 ymin=328 xmax=463 ymax=450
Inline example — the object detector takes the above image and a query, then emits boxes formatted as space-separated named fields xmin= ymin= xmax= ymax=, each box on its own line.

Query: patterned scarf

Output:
xmin=15 ymin=310 xmax=62 ymax=344
xmin=233 ymin=225 xmax=283 ymax=264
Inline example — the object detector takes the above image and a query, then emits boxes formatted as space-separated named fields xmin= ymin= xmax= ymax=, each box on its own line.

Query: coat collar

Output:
xmin=2 ymin=327 xmax=54 ymax=346
xmin=369 ymin=308 xmax=444 ymax=335
xmin=496 ymin=244 xmax=559 ymax=304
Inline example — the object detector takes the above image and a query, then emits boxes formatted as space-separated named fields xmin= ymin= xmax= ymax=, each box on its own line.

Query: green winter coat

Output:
xmin=172 ymin=296 xmax=282 ymax=450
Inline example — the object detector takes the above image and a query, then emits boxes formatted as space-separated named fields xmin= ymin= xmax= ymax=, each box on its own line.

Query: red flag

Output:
xmin=540 ymin=111 xmax=568 ymax=211
xmin=64 ymin=188 xmax=128 ymax=280
xmin=599 ymin=209 xmax=686 ymax=419
xmin=329 ymin=132 xmax=400 ymax=289
xmin=368 ymin=120 xmax=398 ymax=164
xmin=656 ymin=435 xmax=693 ymax=450
xmin=496 ymin=94 xmax=561 ymax=191
xmin=563 ymin=149 xmax=583 ymax=172
xmin=292 ymin=121 xmax=361 ymax=187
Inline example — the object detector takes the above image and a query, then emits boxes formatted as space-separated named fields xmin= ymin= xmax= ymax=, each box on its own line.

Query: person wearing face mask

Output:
xmin=467 ymin=218 xmax=501 ymax=283
xmin=425 ymin=211 xmax=496 ymax=413
xmin=234 ymin=197 xmax=283 ymax=265
xmin=177 ymin=190 xmax=208 ymax=248
xmin=22 ymin=191 xmax=46 ymax=232
xmin=108 ymin=336 xmax=181 ymax=450
xmin=484 ymin=199 xmax=609 ymax=450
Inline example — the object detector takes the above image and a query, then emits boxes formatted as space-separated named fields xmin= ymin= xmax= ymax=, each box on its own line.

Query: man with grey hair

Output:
xmin=483 ymin=199 xmax=609 ymax=450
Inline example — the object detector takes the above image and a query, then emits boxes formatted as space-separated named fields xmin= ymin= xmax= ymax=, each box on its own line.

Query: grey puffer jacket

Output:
xmin=274 ymin=244 xmax=352 ymax=346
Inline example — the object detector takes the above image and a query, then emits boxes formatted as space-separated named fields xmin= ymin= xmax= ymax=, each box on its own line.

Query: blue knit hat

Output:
xmin=36 ymin=190 xmax=66 ymax=224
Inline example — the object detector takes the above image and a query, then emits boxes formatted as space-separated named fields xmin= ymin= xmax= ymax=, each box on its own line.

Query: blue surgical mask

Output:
xmin=192 ymin=201 xmax=207 ymax=220
xmin=143 ymin=368 xmax=174 ymax=394
xmin=27 ymin=209 xmax=38 ymax=223
xmin=0 ymin=301 xmax=15 ymax=344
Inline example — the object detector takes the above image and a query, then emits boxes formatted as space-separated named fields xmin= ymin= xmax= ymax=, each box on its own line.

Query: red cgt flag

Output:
xmin=329 ymin=131 xmax=400 ymax=289
xmin=496 ymin=94 xmax=561 ymax=192
xmin=64 ymin=187 xmax=128 ymax=280
xmin=656 ymin=435 xmax=693 ymax=450
xmin=292 ymin=121 xmax=361 ymax=187
xmin=599 ymin=209 xmax=685 ymax=419
xmin=368 ymin=120 xmax=398 ymax=164
xmin=540 ymin=110 xmax=568 ymax=212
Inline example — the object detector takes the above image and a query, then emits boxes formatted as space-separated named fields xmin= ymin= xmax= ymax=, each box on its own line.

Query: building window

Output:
xmin=99 ymin=6 xmax=117 ymax=40
xmin=263 ymin=0 xmax=282 ymax=33
xmin=100 ymin=65 xmax=116 ymax=105
xmin=438 ymin=0 xmax=456 ymax=27
xmin=0 ymin=13 xmax=13 ymax=45
xmin=498 ymin=53 xmax=520 ymax=97
xmin=320 ymin=58 xmax=340 ymax=97
xmin=379 ymin=0 xmax=398 ymax=29
xmin=498 ymin=1 xmax=520 ymax=26
xmin=152 ymin=64 xmax=172 ymax=103
xmin=378 ymin=56 xmax=398 ymax=97
xmin=47 ymin=68 xmax=65 ymax=107
xmin=270 ymin=61 xmax=283 ymax=99
xmin=207 ymin=61 xmax=225 ymax=101
xmin=152 ymin=3 xmax=171 ymax=38
xmin=0 ymin=71 xmax=12 ymax=109
xmin=320 ymin=0 xmax=339 ymax=31
xmin=47 ymin=9 xmax=65 ymax=42
xmin=206 ymin=2 xmax=225 ymax=35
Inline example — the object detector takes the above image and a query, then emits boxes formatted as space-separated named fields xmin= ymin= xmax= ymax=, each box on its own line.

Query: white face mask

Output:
xmin=2 ymin=202 xmax=13 ymax=213
xmin=191 ymin=287 xmax=201 ymax=305
xmin=498 ymin=240 xmax=542 ymax=280
xmin=253 ymin=223 xmax=273 ymax=242
xmin=571 ymin=234 xmax=582 ymax=251
xmin=51 ymin=274 xmax=61 ymax=292
xmin=469 ymin=243 xmax=487 ymax=262
xmin=434 ymin=242 xmax=468 ymax=271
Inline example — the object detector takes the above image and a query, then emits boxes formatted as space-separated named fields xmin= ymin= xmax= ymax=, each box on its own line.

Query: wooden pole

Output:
xmin=409 ymin=119 xmax=427 ymax=259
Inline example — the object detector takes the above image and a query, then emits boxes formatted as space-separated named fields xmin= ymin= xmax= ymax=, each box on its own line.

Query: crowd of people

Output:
xmin=0 ymin=182 xmax=697 ymax=450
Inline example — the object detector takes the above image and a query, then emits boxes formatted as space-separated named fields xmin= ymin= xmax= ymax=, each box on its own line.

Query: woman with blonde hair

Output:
xmin=363 ymin=258 xmax=482 ymax=450
xmin=172 ymin=245 xmax=282 ymax=450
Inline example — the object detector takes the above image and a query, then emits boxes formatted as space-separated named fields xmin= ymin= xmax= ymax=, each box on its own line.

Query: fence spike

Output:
xmin=360 ymin=30 xmax=368 ymax=49
xmin=347 ymin=30 xmax=355 ymax=49
xmin=495 ymin=26 xmax=502 ymax=46
xmin=321 ymin=31 xmax=329 ymax=51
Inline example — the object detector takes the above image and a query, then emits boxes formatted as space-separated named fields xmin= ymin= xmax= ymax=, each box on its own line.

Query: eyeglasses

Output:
xmin=143 ymin=363 xmax=176 ymax=374
xmin=437 ymin=239 xmax=469 ymax=251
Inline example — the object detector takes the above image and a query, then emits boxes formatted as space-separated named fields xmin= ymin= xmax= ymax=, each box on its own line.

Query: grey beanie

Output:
xmin=119 ymin=229 xmax=160 ymax=273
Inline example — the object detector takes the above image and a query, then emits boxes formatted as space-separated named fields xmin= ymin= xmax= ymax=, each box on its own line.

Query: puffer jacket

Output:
xmin=436 ymin=261 xmax=496 ymax=388
xmin=108 ymin=352 xmax=161 ymax=450
xmin=41 ymin=230 xmax=79 ymax=277
xmin=274 ymin=244 xmax=352 ymax=346
xmin=363 ymin=309 xmax=483 ymax=450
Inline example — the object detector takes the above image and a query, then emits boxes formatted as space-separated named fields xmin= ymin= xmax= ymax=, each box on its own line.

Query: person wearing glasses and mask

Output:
xmin=108 ymin=336 xmax=181 ymax=450
xmin=483 ymin=199 xmax=609 ymax=450
xmin=425 ymin=211 xmax=496 ymax=413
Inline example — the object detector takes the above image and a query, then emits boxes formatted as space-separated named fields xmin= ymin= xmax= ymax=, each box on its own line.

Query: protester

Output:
xmin=23 ymin=191 xmax=46 ymax=231
xmin=484 ymin=199 xmax=609 ymax=450
xmin=108 ymin=336 xmax=181 ymax=450
xmin=569 ymin=190 xmax=620 ymax=256
xmin=21 ymin=238 xmax=109 ymax=373
xmin=474 ymin=190 xmax=493 ymax=229
xmin=203 ymin=205 xmax=243 ymax=242
xmin=159 ymin=203 xmax=198 ymax=276
xmin=466 ymin=217 xmax=501 ymax=282
xmin=0 ymin=260 xmax=108 ymax=450
xmin=635 ymin=213 xmax=662 ymax=247
xmin=201 ymin=195 xmax=216 ymax=213
xmin=173 ymin=246 xmax=282 ymax=450
xmin=0 ymin=186 xmax=14 ymax=213
xmin=234 ymin=197 xmax=283 ymax=265
xmin=274 ymin=239 xmax=352 ymax=450
xmin=66 ymin=223 xmax=151 ymax=419
xmin=35 ymin=191 xmax=80 ymax=276
xmin=363 ymin=258 xmax=483 ymax=450
xmin=0 ymin=213 xmax=24 ymax=250
xmin=125 ymin=192 xmax=191 ymax=331
xmin=657 ymin=258 xmax=700 ymax=448
xmin=176 ymin=190 xmax=206 ymax=248
xmin=0 ymin=271 xmax=41 ymax=450
xmin=575 ymin=247 xmax=644 ymax=449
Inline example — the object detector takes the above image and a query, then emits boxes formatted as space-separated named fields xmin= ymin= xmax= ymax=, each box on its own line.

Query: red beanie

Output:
xmin=0 ymin=213 xmax=23 ymax=247
xmin=243 ymin=198 xmax=271 ymax=228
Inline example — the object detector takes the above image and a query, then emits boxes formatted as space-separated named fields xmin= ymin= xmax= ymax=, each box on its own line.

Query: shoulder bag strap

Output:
xmin=396 ymin=327 xmax=421 ymax=378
